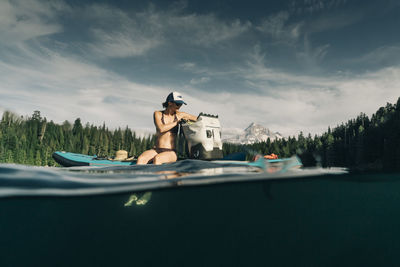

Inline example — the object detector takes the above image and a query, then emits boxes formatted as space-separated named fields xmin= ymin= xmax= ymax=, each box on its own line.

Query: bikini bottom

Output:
xmin=154 ymin=147 xmax=177 ymax=154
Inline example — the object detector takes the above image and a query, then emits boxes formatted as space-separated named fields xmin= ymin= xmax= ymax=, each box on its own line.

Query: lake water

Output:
xmin=0 ymin=161 xmax=399 ymax=267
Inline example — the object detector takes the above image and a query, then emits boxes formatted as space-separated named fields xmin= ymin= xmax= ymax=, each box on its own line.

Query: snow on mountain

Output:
xmin=222 ymin=123 xmax=282 ymax=144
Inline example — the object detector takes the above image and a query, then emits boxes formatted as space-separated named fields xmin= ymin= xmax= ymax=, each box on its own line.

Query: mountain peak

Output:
xmin=244 ymin=122 xmax=260 ymax=130
xmin=223 ymin=123 xmax=283 ymax=144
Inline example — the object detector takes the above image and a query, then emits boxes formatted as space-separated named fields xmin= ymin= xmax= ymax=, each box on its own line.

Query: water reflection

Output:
xmin=156 ymin=170 xmax=188 ymax=179
xmin=124 ymin=192 xmax=153 ymax=206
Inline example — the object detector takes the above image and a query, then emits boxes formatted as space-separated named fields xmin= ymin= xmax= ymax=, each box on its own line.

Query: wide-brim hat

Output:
xmin=114 ymin=150 xmax=128 ymax=161
xmin=166 ymin=91 xmax=187 ymax=105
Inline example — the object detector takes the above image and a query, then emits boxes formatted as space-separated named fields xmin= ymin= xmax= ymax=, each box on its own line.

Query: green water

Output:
xmin=1 ymin=172 xmax=400 ymax=267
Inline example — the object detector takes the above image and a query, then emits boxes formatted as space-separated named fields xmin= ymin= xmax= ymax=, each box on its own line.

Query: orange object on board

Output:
xmin=264 ymin=153 xmax=278 ymax=159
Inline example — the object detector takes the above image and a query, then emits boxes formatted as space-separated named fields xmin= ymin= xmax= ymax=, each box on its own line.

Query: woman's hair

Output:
xmin=162 ymin=101 xmax=169 ymax=108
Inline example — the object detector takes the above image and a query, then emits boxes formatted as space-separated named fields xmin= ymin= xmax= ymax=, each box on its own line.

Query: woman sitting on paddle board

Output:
xmin=137 ymin=92 xmax=197 ymax=165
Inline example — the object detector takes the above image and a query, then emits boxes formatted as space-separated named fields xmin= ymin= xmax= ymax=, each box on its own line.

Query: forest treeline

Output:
xmin=0 ymin=96 xmax=399 ymax=170
xmin=225 ymin=97 xmax=400 ymax=170
xmin=0 ymin=111 xmax=157 ymax=166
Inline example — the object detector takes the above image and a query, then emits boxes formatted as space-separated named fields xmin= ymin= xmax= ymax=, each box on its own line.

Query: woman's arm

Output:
xmin=153 ymin=111 xmax=179 ymax=133
xmin=177 ymin=112 xmax=197 ymax=122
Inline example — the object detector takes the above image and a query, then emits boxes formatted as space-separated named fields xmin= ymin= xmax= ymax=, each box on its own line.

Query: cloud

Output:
xmin=262 ymin=0 xmax=356 ymax=40
xmin=188 ymin=67 xmax=400 ymax=137
xmin=89 ymin=28 xmax=162 ymax=58
xmin=254 ymin=7 xmax=355 ymax=70
xmin=190 ymin=77 xmax=211 ymax=85
xmin=179 ymin=62 xmax=197 ymax=71
xmin=178 ymin=62 xmax=218 ymax=76
xmin=296 ymin=37 xmax=331 ymax=69
xmin=345 ymin=45 xmax=400 ymax=69
xmin=83 ymin=4 xmax=164 ymax=58
xmin=79 ymin=4 xmax=251 ymax=58
xmin=1 ymin=32 xmax=399 ymax=138
xmin=256 ymin=11 xmax=303 ymax=44
xmin=0 ymin=0 xmax=65 ymax=46
xmin=165 ymin=14 xmax=251 ymax=46
xmin=227 ymin=50 xmax=400 ymax=135
xmin=240 ymin=46 xmax=333 ymax=89
xmin=290 ymin=0 xmax=348 ymax=15
xmin=0 ymin=42 xmax=169 ymax=130
xmin=1 ymin=0 xmax=399 ymax=140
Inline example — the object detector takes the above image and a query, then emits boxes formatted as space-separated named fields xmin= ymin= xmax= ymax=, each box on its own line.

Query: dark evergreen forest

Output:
xmin=225 ymin=97 xmax=400 ymax=170
xmin=0 ymin=111 xmax=156 ymax=166
xmin=1 ymin=97 xmax=399 ymax=170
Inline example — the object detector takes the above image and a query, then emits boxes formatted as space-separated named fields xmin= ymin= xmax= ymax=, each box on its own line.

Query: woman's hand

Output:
xmin=176 ymin=112 xmax=184 ymax=122
xmin=176 ymin=112 xmax=197 ymax=122
xmin=176 ymin=112 xmax=189 ymax=122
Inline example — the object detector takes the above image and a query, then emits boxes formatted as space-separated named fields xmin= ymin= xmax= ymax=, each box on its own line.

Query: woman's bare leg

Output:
xmin=137 ymin=149 xmax=158 ymax=165
xmin=153 ymin=151 xmax=177 ymax=165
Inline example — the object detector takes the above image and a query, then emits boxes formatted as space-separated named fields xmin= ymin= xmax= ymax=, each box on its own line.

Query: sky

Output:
xmin=0 ymin=0 xmax=400 ymax=137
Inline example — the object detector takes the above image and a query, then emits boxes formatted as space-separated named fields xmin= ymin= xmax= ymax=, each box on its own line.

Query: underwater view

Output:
xmin=1 ymin=1 xmax=400 ymax=266
xmin=1 ymin=162 xmax=400 ymax=267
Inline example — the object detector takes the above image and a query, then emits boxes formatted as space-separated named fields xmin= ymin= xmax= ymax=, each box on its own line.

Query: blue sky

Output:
xmin=1 ymin=0 xmax=400 ymax=136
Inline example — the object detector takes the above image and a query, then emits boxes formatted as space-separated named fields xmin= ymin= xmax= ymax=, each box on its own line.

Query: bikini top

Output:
xmin=161 ymin=111 xmax=179 ymax=134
